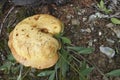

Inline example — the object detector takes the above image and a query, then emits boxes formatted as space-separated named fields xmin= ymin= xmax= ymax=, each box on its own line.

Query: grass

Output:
xmin=97 ymin=0 xmax=120 ymax=25
xmin=97 ymin=0 xmax=111 ymax=14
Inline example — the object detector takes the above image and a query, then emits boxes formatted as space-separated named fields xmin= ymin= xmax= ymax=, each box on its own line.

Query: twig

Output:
xmin=0 ymin=6 xmax=14 ymax=35
xmin=109 ymin=12 xmax=120 ymax=18
xmin=21 ymin=67 xmax=31 ymax=79
xmin=17 ymin=65 xmax=23 ymax=80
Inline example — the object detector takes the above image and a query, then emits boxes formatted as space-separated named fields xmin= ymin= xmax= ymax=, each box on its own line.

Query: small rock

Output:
xmin=88 ymin=40 xmax=93 ymax=46
xmin=86 ymin=28 xmax=91 ymax=33
xmin=66 ymin=14 xmax=73 ymax=19
xmin=98 ymin=31 xmax=102 ymax=36
xmin=95 ymin=12 xmax=109 ymax=18
xmin=88 ymin=14 xmax=96 ymax=22
xmin=80 ymin=28 xmax=91 ymax=33
xmin=106 ymin=38 xmax=115 ymax=44
xmin=78 ymin=12 xmax=82 ymax=15
xmin=88 ymin=12 xmax=109 ymax=22
xmin=82 ymin=17 xmax=87 ymax=22
xmin=81 ymin=9 xmax=86 ymax=14
xmin=71 ymin=19 xmax=80 ymax=25
xmin=70 ymin=4 xmax=73 ymax=7
xmin=99 ymin=46 xmax=115 ymax=58
xmin=93 ymin=39 xmax=97 ymax=42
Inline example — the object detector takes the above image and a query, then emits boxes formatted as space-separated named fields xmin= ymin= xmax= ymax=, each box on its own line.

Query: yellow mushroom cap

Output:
xmin=8 ymin=14 xmax=62 ymax=69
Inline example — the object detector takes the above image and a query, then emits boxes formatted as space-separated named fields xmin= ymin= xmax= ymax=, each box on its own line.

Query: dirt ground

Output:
xmin=0 ymin=0 xmax=120 ymax=80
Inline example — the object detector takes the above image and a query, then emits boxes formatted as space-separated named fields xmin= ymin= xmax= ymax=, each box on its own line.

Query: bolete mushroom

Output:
xmin=8 ymin=14 xmax=63 ymax=69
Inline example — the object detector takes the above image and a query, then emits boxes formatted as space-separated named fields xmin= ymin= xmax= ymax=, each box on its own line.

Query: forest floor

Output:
xmin=0 ymin=0 xmax=120 ymax=80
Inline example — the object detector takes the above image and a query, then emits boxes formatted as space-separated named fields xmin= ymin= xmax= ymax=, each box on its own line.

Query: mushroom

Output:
xmin=8 ymin=14 xmax=63 ymax=69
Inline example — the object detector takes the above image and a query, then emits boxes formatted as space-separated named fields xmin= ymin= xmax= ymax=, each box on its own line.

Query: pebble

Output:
xmin=77 ymin=9 xmax=86 ymax=15
xmin=81 ymin=9 xmax=86 ymax=14
xmin=99 ymin=46 xmax=115 ymax=58
xmin=93 ymin=39 xmax=97 ymax=42
xmin=88 ymin=40 xmax=93 ymax=46
xmin=78 ymin=12 xmax=82 ymax=15
xmin=98 ymin=31 xmax=102 ymax=36
xmin=86 ymin=28 xmax=91 ymax=33
xmin=82 ymin=17 xmax=87 ymax=22
xmin=66 ymin=14 xmax=73 ymax=19
xmin=71 ymin=19 xmax=80 ymax=25
xmin=88 ymin=14 xmax=96 ymax=22
xmin=88 ymin=12 xmax=109 ymax=22
xmin=106 ymin=38 xmax=115 ymax=44
xmin=80 ymin=28 xmax=91 ymax=33
xmin=70 ymin=4 xmax=73 ymax=7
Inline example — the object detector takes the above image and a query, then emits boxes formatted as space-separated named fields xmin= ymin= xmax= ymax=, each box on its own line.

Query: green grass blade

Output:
xmin=61 ymin=37 xmax=71 ymax=44
xmin=7 ymin=54 xmax=15 ymax=62
xmin=106 ymin=69 xmax=120 ymax=77
xmin=80 ymin=67 xmax=94 ymax=76
xmin=100 ymin=0 xmax=104 ymax=9
xmin=67 ymin=47 xmax=94 ymax=54
xmin=0 ymin=62 xmax=12 ymax=71
xmin=49 ymin=71 xmax=55 ymax=80
xmin=17 ymin=65 xmax=23 ymax=80
xmin=111 ymin=18 xmax=120 ymax=24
